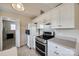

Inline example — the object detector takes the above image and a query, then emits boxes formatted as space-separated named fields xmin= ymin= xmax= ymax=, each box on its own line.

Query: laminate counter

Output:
xmin=49 ymin=36 xmax=76 ymax=49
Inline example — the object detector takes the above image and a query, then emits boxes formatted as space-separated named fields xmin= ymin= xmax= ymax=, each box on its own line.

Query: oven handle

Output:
xmin=36 ymin=40 xmax=46 ymax=46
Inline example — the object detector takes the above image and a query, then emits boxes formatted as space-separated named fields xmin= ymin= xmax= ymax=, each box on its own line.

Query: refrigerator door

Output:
xmin=26 ymin=23 xmax=37 ymax=49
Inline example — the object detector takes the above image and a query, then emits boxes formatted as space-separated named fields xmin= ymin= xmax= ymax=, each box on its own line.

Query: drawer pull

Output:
xmin=54 ymin=51 xmax=59 ymax=55
xmin=55 ymin=46 xmax=58 ymax=48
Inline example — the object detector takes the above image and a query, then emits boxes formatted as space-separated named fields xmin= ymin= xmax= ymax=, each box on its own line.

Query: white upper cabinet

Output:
xmin=59 ymin=4 xmax=75 ymax=28
xmin=32 ymin=11 xmax=50 ymax=24
xmin=32 ymin=4 xmax=75 ymax=29
xmin=50 ymin=7 xmax=60 ymax=28
xmin=50 ymin=4 xmax=75 ymax=28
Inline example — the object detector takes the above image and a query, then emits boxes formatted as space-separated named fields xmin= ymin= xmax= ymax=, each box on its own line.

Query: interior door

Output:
xmin=0 ymin=16 xmax=20 ymax=51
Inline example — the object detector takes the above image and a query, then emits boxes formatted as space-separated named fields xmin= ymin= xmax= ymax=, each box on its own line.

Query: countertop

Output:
xmin=49 ymin=36 xmax=76 ymax=49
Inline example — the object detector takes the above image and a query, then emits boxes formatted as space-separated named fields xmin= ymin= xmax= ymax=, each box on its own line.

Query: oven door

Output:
xmin=36 ymin=40 xmax=45 ymax=52
xmin=36 ymin=40 xmax=46 ymax=56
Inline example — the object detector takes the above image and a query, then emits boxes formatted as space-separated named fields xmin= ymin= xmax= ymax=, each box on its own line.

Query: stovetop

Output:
xmin=36 ymin=35 xmax=54 ymax=43
xmin=37 ymin=35 xmax=54 ymax=40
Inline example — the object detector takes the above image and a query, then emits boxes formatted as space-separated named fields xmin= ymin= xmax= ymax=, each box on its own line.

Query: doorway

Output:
xmin=3 ymin=20 xmax=16 ymax=50
xmin=0 ymin=16 xmax=20 ymax=51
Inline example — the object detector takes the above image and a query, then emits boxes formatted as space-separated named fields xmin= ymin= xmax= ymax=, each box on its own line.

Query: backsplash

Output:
xmin=55 ymin=29 xmax=79 ymax=38
xmin=40 ymin=28 xmax=79 ymax=39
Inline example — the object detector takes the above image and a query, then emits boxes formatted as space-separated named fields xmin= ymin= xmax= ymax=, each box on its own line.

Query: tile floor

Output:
xmin=17 ymin=46 xmax=38 ymax=56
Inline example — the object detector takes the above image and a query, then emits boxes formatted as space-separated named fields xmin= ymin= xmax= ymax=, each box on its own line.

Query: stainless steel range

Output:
xmin=35 ymin=32 xmax=55 ymax=56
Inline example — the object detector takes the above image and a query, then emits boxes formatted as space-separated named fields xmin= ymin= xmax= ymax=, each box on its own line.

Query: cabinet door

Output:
xmin=50 ymin=7 xmax=59 ymax=28
xmin=48 ymin=41 xmax=57 ymax=56
xmin=58 ymin=45 xmax=75 ymax=56
xmin=59 ymin=4 xmax=75 ymax=28
xmin=48 ymin=40 xmax=62 ymax=56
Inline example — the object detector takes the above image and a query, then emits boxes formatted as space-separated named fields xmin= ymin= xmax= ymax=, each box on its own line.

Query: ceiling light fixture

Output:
xmin=12 ymin=3 xmax=24 ymax=11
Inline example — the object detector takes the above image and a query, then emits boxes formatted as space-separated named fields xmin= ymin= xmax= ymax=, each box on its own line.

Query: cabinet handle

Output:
xmin=54 ymin=51 xmax=59 ymax=55
xmin=55 ymin=46 xmax=58 ymax=48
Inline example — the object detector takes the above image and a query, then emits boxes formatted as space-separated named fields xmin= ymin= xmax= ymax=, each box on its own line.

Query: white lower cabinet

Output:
xmin=48 ymin=40 xmax=75 ymax=56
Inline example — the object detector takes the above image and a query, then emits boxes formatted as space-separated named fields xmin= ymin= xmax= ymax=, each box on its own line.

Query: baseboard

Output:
xmin=19 ymin=44 xmax=27 ymax=47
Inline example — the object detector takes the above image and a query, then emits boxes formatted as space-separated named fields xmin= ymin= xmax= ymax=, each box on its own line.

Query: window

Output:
xmin=11 ymin=24 xmax=16 ymax=30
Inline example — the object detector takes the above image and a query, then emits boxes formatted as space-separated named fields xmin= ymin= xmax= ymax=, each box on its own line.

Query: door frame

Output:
xmin=0 ymin=16 xmax=20 ymax=50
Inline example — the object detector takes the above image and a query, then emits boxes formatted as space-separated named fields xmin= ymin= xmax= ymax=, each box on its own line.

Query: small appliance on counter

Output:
xmin=35 ymin=32 xmax=55 ymax=56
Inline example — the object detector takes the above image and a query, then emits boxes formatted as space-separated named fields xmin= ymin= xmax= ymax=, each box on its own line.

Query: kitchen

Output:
xmin=0 ymin=3 xmax=79 ymax=56
xmin=26 ymin=3 xmax=79 ymax=56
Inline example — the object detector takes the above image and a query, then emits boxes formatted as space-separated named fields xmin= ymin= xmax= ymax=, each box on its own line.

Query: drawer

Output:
xmin=54 ymin=45 xmax=75 ymax=56
xmin=48 ymin=41 xmax=61 ymax=56
xmin=48 ymin=41 xmax=75 ymax=56
xmin=53 ymin=50 xmax=62 ymax=56
xmin=48 ymin=41 xmax=61 ymax=50
xmin=48 ymin=50 xmax=62 ymax=56
xmin=59 ymin=47 xmax=75 ymax=56
xmin=48 ymin=41 xmax=57 ymax=51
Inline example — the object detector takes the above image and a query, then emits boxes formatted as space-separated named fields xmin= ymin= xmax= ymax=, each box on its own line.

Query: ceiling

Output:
xmin=0 ymin=3 xmax=59 ymax=17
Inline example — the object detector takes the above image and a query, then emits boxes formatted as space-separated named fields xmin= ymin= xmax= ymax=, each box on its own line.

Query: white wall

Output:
xmin=0 ymin=20 xmax=2 ymax=51
xmin=55 ymin=29 xmax=79 ymax=38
